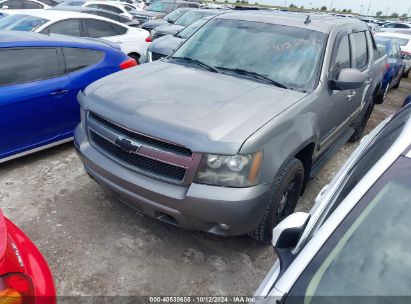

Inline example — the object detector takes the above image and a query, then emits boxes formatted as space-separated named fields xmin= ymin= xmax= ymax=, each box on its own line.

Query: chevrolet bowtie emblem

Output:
xmin=115 ymin=138 xmax=140 ymax=153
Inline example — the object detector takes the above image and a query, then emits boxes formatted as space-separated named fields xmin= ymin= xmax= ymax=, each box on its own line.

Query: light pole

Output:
xmin=386 ymin=6 xmax=389 ymax=17
xmin=366 ymin=0 xmax=371 ymax=16
xmin=330 ymin=0 xmax=333 ymax=11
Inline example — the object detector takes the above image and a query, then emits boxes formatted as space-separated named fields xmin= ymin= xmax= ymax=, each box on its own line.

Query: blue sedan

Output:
xmin=375 ymin=37 xmax=405 ymax=104
xmin=0 ymin=31 xmax=137 ymax=162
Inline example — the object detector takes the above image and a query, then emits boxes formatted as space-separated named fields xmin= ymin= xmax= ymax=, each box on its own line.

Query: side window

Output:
xmin=0 ymin=48 xmax=61 ymax=86
xmin=391 ymin=44 xmax=398 ymax=59
xmin=100 ymin=4 xmax=123 ymax=13
xmin=330 ymin=34 xmax=350 ymax=79
xmin=23 ymin=0 xmax=43 ymax=8
xmin=1 ymin=0 xmax=22 ymax=8
xmin=63 ymin=47 xmax=104 ymax=73
xmin=366 ymin=30 xmax=380 ymax=60
xmin=84 ymin=19 xmax=121 ymax=37
xmin=351 ymin=31 xmax=368 ymax=70
xmin=45 ymin=19 xmax=82 ymax=36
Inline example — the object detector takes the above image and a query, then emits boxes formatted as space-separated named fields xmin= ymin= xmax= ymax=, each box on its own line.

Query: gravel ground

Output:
xmin=0 ymin=79 xmax=410 ymax=297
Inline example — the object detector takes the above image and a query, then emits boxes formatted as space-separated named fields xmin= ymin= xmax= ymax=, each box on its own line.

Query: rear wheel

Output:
xmin=128 ymin=53 xmax=140 ymax=65
xmin=403 ymin=70 xmax=409 ymax=78
xmin=250 ymin=158 xmax=304 ymax=244
xmin=393 ymin=75 xmax=401 ymax=89
xmin=375 ymin=82 xmax=390 ymax=104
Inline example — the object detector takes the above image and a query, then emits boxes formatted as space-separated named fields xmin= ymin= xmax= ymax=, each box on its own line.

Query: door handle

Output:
xmin=347 ymin=91 xmax=356 ymax=101
xmin=50 ymin=89 xmax=68 ymax=96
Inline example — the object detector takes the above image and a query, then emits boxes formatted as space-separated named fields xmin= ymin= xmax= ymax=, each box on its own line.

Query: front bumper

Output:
xmin=74 ymin=125 xmax=271 ymax=236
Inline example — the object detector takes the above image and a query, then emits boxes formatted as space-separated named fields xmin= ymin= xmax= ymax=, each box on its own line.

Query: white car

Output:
xmin=256 ymin=105 xmax=411 ymax=302
xmin=0 ymin=0 xmax=52 ymax=9
xmin=375 ymin=32 xmax=411 ymax=77
xmin=0 ymin=9 xmax=150 ymax=62
xmin=382 ymin=22 xmax=411 ymax=32
xmin=82 ymin=0 xmax=143 ymax=20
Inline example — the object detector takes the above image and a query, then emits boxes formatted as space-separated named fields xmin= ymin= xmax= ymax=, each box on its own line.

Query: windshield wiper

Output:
xmin=171 ymin=56 xmax=220 ymax=73
xmin=215 ymin=67 xmax=289 ymax=89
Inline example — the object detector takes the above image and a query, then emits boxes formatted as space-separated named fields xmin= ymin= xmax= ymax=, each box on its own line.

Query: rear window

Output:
xmin=63 ymin=47 xmax=105 ymax=73
xmin=382 ymin=36 xmax=410 ymax=46
xmin=0 ymin=14 xmax=48 ymax=31
xmin=0 ymin=48 xmax=61 ymax=86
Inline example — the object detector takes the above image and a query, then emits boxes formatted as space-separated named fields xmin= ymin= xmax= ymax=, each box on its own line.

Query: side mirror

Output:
xmin=272 ymin=212 xmax=310 ymax=274
xmin=169 ymin=19 xmax=175 ymax=24
xmin=330 ymin=68 xmax=366 ymax=90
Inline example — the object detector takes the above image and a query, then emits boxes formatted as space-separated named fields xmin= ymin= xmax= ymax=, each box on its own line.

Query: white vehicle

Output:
xmin=256 ymin=105 xmax=411 ymax=302
xmin=375 ymin=32 xmax=411 ymax=77
xmin=0 ymin=9 xmax=150 ymax=62
xmin=382 ymin=22 xmax=411 ymax=32
xmin=82 ymin=0 xmax=142 ymax=20
xmin=0 ymin=0 xmax=52 ymax=9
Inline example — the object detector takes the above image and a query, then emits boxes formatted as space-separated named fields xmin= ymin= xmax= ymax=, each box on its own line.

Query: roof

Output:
xmin=2 ymin=8 xmax=107 ymax=21
xmin=216 ymin=11 xmax=368 ymax=34
xmin=0 ymin=30 xmax=119 ymax=49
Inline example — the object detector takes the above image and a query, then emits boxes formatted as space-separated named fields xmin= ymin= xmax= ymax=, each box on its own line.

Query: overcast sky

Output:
xmin=260 ymin=0 xmax=411 ymax=16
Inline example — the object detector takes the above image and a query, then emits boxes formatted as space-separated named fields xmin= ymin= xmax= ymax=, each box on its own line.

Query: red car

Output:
xmin=0 ymin=209 xmax=55 ymax=304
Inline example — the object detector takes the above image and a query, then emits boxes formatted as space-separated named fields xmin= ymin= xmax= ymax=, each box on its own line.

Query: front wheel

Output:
xmin=250 ymin=158 xmax=304 ymax=244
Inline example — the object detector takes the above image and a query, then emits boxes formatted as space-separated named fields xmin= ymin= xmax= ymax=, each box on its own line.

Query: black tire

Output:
xmin=393 ymin=74 xmax=401 ymax=89
xmin=250 ymin=158 xmax=304 ymax=244
xmin=403 ymin=71 xmax=409 ymax=78
xmin=374 ymin=83 xmax=389 ymax=104
xmin=128 ymin=53 xmax=140 ymax=65
xmin=349 ymin=102 xmax=374 ymax=142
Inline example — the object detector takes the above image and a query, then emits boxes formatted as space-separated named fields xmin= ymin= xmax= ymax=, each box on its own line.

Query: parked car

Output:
xmin=151 ymin=8 xmax=224 ymax=39
xmin=141 ymin=7 xmax=191 ymax=31
xmin=255 ymin=105 xmax=411 ymax=301
xmin=0 ymin=0 xmax=54 ymax=9
xmin=0 ymin=9 xmax=150 ymax=62
xmin=82 ymin=0 xmax=143 ymax=20
xmin=131 ymin=0 xmax=199 ymax=24
xmin=50 ymin=6 xmax=140 ymax=27
xmin=55 ymin=0 xmax=84 ymax=6
xmin=374 ymin=37 xmax=405 ymax=103
xmin=0 ymin=31 xmax=137 ymax=162
xmin=0 ymin=209 xmax=56 ymax=304
xmin=375 ymin=32 xmax=411 ymax=77
xmin=382 ymin=21 xmax=411 ymax=32
xmin=147 ymin=15 xmax=210 ymax=61
xmin=74 ymin=12 xmax=385 ymax=243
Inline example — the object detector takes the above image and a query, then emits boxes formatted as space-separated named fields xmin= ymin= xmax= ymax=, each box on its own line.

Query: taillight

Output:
xmin=0 ymin=273 xmax=34 ymax=304
xmin=119 ymin=58 xmax=137 ymax=70
xmin=402 ymin=50 xmax=411 ymax=60
xmin=386 ymin=63 xmax=390 ymax=71
xmin=145 ymin=35 xmax=152 ymax=42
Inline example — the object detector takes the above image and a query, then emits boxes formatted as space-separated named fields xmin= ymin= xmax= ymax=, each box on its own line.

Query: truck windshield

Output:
xmin=174 ymin=10 xmax=215 ymax=27
xmin=0 ymin=14 xmax=48 ymax=31
xmin=176 ymin=18 xmax=208 ymax=39
xmin=172 ymin=18 xmax=327 ymax=92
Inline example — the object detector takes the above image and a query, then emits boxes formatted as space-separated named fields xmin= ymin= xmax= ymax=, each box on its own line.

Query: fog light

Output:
xmin=219 ymin=223 xmax=230 ymax=231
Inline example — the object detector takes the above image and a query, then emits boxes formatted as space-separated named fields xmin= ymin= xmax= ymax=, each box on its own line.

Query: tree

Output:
xmin=300 ymin=5 xmax=304 ymax=9
xmin=376 ymin=11 xmax=383 ymax=17
xmin=332 ymin=8 xmax=336 ymax=12
xmin=347 ymin=9 xmax=352 ymax=14
xmin=320 ymin=5 xmax=327 ymax=11
xmin=342 ymin=9 xmax=347 ymax=13
xmin=391 ymin=12 xmax=399 ymax=18
xmin=401 ymin=13 xmax=407 ymax=18
xmin=289 ymin=3 xmax=296 ymax=8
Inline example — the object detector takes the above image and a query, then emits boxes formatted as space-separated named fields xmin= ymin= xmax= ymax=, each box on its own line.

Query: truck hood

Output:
xmin=156 ymin=24 xmax=184 ymax=35
xmin=81 ymin=61 xmax=307 ymax=154
xmin=131 ymin=10 xmax=166 ymax=18
xmin=149 ymin=35 xmax=185 ymax=56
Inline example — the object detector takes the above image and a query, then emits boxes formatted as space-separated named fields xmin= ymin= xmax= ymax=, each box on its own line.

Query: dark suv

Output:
xmin=131 ymin=0 xmax=199 ymax=24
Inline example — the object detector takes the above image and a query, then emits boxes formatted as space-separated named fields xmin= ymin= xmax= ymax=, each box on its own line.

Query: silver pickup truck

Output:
xmin=74 ymin=12 xmax=386 ymax=243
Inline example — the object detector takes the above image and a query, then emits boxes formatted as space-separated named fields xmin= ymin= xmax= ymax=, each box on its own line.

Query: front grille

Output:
xmin=89 ymin=113 xmax=192 ymax=158
xmin=135 ymin=16 xmax=149 ymax=24
xmin=151 ymin=52 xmax=166 ymax=61
xmin=153 ymin=32 xmax=166 ymax=40
xmin=90 ymin=131 xmax=187 ymax=183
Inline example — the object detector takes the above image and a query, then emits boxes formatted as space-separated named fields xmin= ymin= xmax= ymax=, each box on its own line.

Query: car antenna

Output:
xmin=304 ymin=15 xmax=311 ymax=24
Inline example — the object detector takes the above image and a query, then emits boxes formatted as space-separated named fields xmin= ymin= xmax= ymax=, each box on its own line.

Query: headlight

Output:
xmin=193 ymin=152 xmax=263 ymax=188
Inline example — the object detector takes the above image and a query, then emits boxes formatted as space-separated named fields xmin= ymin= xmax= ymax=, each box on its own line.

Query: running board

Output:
xmin=310 ymin=129 xmax=355 ymax=178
